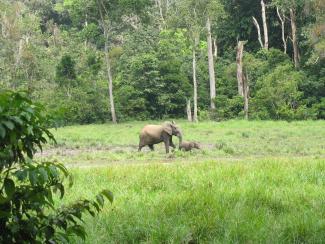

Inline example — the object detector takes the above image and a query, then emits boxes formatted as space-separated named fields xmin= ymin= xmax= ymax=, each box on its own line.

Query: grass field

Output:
xmin=37 ymin=120 xmax=325 ymax=243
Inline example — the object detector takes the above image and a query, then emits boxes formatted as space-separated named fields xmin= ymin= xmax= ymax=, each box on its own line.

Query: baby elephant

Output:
xmin=179 ymin=141 xmax=200 ymax=151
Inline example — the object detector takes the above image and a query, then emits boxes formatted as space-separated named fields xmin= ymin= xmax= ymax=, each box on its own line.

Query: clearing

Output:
xmin=38 ymin=120 xmax=325 ymax=243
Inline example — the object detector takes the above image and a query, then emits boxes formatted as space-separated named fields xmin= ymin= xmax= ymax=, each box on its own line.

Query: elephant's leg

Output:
xmin=169 ymin=137 xmax=176 ymax=149
xmin=164 ymin=139 xmax=170 ymax=153
xmin=148 ymin=144 xmax=154 ymax=151
xmin=138 ymin=141 xmax=145 ymax=152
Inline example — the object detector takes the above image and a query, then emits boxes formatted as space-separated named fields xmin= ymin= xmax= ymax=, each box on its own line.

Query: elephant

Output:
xmin=179 ymin=141 xmax=200 ymax=151
xmin=138 ymin=121 xmax=182 ymax=153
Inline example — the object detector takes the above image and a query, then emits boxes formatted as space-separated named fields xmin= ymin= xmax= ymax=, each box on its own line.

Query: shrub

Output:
xmin=0 ymin=91 xmax=113 ymax=243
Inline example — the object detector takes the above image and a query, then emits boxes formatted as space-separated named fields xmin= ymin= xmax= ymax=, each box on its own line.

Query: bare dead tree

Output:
xmin=290 ymin=8 xmax=300 ymax=68
xmin=154 ymin=0 xmax=166 ymax=30
xmin=206 ymin=17 xmax=216 ymax=110
xmin=252 ymin=17 xmax=263 ymax=48
xmin=236 ymin=41 xmax=246 ymax=96
xmin=213 ymin=38 xmax=218 ymax=58
xmin=186 ymin=98 xmax=192 ymax=121
xmin=97 ymin=0 xmax=117 ymax=123
xmin=243 ymin=70 xmax=249 ymax=120
xmin=276 ymin=7 xmax=287 ymax=54
xmin=261 ymin=0 xmax=268 ymax=49
xmin=192 ymin=36 xmax=199 ymax=123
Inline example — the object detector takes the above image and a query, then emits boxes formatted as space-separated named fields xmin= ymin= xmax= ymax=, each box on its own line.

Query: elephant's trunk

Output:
xmin=178 ymin=134 xmax=183 ymax=149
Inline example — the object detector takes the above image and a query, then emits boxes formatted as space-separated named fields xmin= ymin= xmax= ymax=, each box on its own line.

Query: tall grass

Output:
xmin=45 ymin=120 xmax=325 ymax=243
xmin=63 ymin=158 xmax=325 ymax=243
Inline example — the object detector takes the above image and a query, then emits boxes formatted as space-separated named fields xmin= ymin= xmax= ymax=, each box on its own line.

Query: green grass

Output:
xmin=41 ymin=120 xmax=325 ymax=243
xmin=42 ymin=120 xmax=325 ymax=166
xmin=64 ymin=158 xmax=325 ymax=243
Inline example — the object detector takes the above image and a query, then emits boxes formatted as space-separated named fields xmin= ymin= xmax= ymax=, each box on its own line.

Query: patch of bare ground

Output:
xmin=35 ymin=145 xmax=139 ymax=157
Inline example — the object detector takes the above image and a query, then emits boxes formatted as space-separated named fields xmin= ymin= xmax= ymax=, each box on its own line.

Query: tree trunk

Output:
xmin=53 ymin=24 xmax=59 ymax=47
xmin=213 ymin=38 xmax=218 ymax=58
xmin=104 ymin=38 xmax=117 ymax=123
xmin=155 ymin=0 xmax=165 ymax=29
xmin=206 ymin=17 xmax=216 ymax=110
xmin=192 ymin=41 xmax=198 ymax=123
xmin=252 ymin=17 xmax=263 ymax=48
xmin=243 ymin=71 xmax=249 ymax=120
xmin=236 ymin=41 xmax=246 ymax=97
xmin=97 ymin=0 xmax=117 ymax=123
xmin=276 ymin=7 xmax=287 ymax=54
xmin=84 ymin=13 xmax=88 ymax=49
xmin=261 ymin=0 xmax=268 ymax=49
xmin=186 ymin=98 xmax=192 ymax=122
xmin=290 ymin=8 xmax=300 ymax=68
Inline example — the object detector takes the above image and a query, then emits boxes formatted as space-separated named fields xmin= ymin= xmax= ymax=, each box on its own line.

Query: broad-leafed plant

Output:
xmin=0 ymin=90 xmax=113 ymax=243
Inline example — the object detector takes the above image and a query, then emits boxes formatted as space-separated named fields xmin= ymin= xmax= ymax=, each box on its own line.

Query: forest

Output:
xmin=1 ymin=0 xmax=324 ymax=124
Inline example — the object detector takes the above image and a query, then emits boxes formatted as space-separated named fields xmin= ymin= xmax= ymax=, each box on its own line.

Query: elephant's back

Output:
xmin=140 ymin=124 xmax=163 ymax=139
xmin=141 ymin=124 xmax=161 ymax=133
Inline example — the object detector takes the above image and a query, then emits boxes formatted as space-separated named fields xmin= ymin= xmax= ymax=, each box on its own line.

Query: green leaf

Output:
xmin=2 ymin=120 xmax=14 ymax=130
xmin=4 ymin=178 xmax=15 ymax=198
xmin=44 ymin=226 xmax=55 ymax=240
xmin=39 ymin=167 xmax=49 ymax=183
xmin=27 ymin=126 xmax=34 ymax=135
xmin=88 ymin=210 xmax=95 ymax=217
xmin=55 ymin=232 xmax=69 ymax=244
xmin=67 ymin=225 xmax=86 ymax=240
xmin=15 ymin=169 xmax=28 ymax=181
xmin=93 ymin=201 xmax=100 ymax=213
xmin=56 ymin=183 xmax=65 ymax=199
xmin=0 ymin=194 xmax=8 ymax=204
xmin=101 ymin=190 xmax=114 ymax=203
xmin=0 ymin=124 xmax=5 ymax=138
xmin=96 ymin=194 xmax=104 ymax=207
xmin=12 ymin=116 xmax=23 ymax=125
xmin=0 ymin=210 xmax=11 ymax=218
xmin=55 ymin=163 xmax=69 ymax=178
xmin=29 ymin=171 xmax=38 ymax=185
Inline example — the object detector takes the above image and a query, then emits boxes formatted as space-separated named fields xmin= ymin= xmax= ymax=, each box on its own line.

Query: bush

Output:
xmin=312 ymin=98 xmax=325 ymax=119
xmin=0 ymin=91 xmax=113 ymax=243
xmin=251 ymin=64 xmax=306 ymax=120
xmin=213 ymin=95 xmax=243 ymax=121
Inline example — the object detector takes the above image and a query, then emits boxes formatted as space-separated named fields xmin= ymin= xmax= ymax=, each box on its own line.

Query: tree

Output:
xmin=236 ymin=41 xmax=250 ymax=119
xmin=0 ymin=90 xmax=113 ymax=243
xmin=64 ymin=0 xmax=152 ymax=123
xmin=252 ymin=16 xmax=264 ymax=48
xmin=236 ymin=41 xmax=246 ymax=96
xmin=290 ymin=7 xmax=299 ymax=68
xmin=170 ymin=0 xmax=224 ymax=121
xmin=252 ymin=0 xmax=269 ymax=50
xmin=204 ymin=0 xmax=225 ymax=110
xmin=55 ymin=54 xmax=77 ymax=97
xmin=276 ymin=6 xmax=288 ymax=53
xmin=96 ymin=0 xmax=117 ymax=123
xmin=206 ymin=16 xmax=216 ymax=109
xmin=272 ymin=0 xmax=305 ymax=68
xmin=171 ymin=0 xmax=203 ymax=122
xmin=261 ymin=0 xmax=269 ymax=49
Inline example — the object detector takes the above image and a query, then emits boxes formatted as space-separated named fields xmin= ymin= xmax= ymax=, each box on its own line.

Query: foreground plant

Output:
xmin=0 ymin=90 xmax=113 ymax=243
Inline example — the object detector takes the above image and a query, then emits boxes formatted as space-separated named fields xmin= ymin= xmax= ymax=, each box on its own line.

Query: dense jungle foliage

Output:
xmin=0 ymin=0 xmax=324 ymax=124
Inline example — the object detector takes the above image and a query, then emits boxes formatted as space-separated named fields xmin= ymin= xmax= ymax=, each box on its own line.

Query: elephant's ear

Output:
xmin=163 ymin=123 xmax=173 ymax=135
